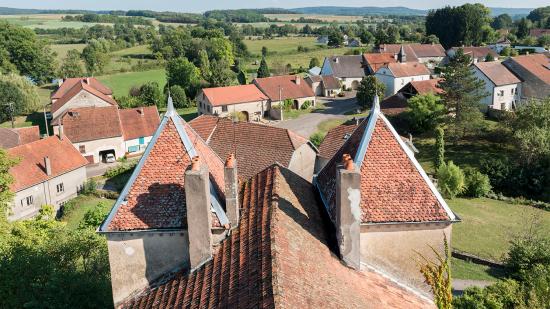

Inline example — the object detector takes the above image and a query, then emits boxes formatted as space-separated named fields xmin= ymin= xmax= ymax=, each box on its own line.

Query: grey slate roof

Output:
xmin=325 ymin=55 xmax=367 ymax=78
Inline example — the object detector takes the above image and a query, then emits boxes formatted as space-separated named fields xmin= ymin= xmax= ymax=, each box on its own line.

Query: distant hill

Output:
xmin=290 ymin=6 xmax=533 ymax=17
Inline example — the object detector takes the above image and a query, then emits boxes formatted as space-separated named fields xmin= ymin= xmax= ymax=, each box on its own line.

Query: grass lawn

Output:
xmin=50 ymin=43 xmax=86 ymax=62
xmin=61 ymin=195 xmax=116 ymax=230
xmin=158 ymin=106 xmax=198 ymax=122
xmin=245 ymin=37 xmax=321 ymax=55
xmin=451 ymin=257 xmax=506 ymax=281
xmin=448 ymin=197 xmax=550 ymax=262
xmin=97 ymin=69 xmax=166 ymax=97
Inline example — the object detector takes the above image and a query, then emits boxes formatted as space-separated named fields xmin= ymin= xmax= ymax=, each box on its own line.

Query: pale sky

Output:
xmin=0 ymin=0 xmax=545 ymax=12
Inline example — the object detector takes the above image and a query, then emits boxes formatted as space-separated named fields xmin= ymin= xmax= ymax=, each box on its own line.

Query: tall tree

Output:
xmin=309 ymin=57 xmax=320 ymax=69
xmin=328 ymin=30 xmax=344 ymax=47
xmin=208 ymin=59 xmax=235 ymax=87
xmin=256 ymin=57 xmax=270 ymax=78
xmin=516 ymin=18 xmax=532 ymax=39
xmin=58 ymin=49 xmax=84 ymax=78
xmin=166 ymin=57 xmax=201 ymax=98
xmin=261 ymin=46 xmax=268 ymax=57
xmin=435 ymin=127 xmax=445 ymax=169
xmin=0 ymin=74 xmax=41 ymax=123
xmin=491 ymin=14 xmax=513 ymax=29
xmin=438 ymin=48 xmax=487 ymax=140
xmin=197 ymin=49 xmax=211 ymax=81
xmin=237 ymin=70 xmax=247 ymax=85
xmin=81 ymin=39 xmax=110 ymax=75
xmin=509 ymin=98 xmax=550 ymax=164
xmin=356 ymin=76 xmax=385 ymax=109
xmin=407 ymin=93 xmax=444 ymax=132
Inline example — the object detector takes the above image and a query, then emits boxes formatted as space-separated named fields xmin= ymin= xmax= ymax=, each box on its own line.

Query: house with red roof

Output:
xmin=374 ymin=53 xmax=432 ymax=97
xmin=253 ymin=75 xmax=316 ymax=115
xmin=0 ymin=126 xmax=41 ymax=149
xmin=316 ymin=95 xmax=457 ymax=293
xmin=196 ymin=84 xmax=268 ymax=122
xmin=363 ymin=52 xmax=397 ymax=74
xmin=377 ymin=43 xmax=447 ymax=68
xmin=7 ymin=135 xmax=88 ymax=220
xmin=447 ymin=47 xmax=499 ymax=64
xmin=502 ymin=54 xmax=550 ymax=100
xmin=99 ymin=96 xmax=454 ymax=307
xmin=50 ymin=77 xmax=116 ymax=125
xmin=472 ymin=61 xmax=522 ymax=111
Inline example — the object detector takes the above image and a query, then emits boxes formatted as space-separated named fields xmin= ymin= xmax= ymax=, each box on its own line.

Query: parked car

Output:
xmin=105 ymin=153 xmax=116 ymax=163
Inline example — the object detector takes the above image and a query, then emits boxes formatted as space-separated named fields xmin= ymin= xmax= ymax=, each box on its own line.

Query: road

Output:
xmin=274 ymin=93 xmax=360 ymax=138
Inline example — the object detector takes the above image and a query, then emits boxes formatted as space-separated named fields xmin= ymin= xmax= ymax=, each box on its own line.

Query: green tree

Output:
xmin=509 ymin=98 xmax=550 ymax=163
xmin=79 ymin=202 xmax=109 ymax=230
xmin=208 ymin=59 xmax=235 ymax=87
xmin=166 ymin=57 xmax=201 ymax=98
xmin=58 ymin=49 xmax=84 ymax=78
xmin=386 ymin=25 xmax=400 ymax=44
xmin=0 ymin=46 xmax=17 ymax=74
xmin=437 ymin=161 xmax=465 ymax=199
xmin=439 ymin=48 xmax=487 ymax=140
xmin=356 ymin=76 xmax=385 ymax=109
xmin=138 ymin=82 xmax=162 ymax=106
xmin=0 ymin=148 xmax=18 ymax=228
xmin=435 ymin=127 xmax=445 ymax=170
xmin=261 ymin=46 xmax=268 ymax=57
xmin=169 ymin=85 xmax=188 ymax=108
xmin=197 ymin=49 xmax=211 ymax=81
xmin=484 ymin=53 xmax=495 ymax=62
xmin=208 ymin=37 xmax=234 ymax=64
xmin=359 ymin=29 xmax=375 ymax=45
xmin=464 ymin=168 xmax=491 ymax=197
xmin=0 ymin=73 xmax=41 ymax=123
xmin=328 ymin=30 xmax=344 ymax=47
xmin=526 ymin=6 xmax=550 ymax=25
xmin=0 ymin=21 xmax=56 ymax=84
xmin=422 ymin=34 xmax=440 ymax=44
xmin=256 ymin=57 xmax=270 ymax=78
xmin=81 ymin=39 xmax=111 ymax=75
xmin=491 ymin=14 xmax=513 ymax=29
xmin=407 ymin=93 xmax=444 ymax=132
xmin=516 ymin=18 xmax=532 ymax=39
xmin=538 ymin=34 xmax=550 ymax=48
xmin=309 ymin=57 xmax=320 ymax=69
xmin=237 ymin=70 xmax=247 ymax=85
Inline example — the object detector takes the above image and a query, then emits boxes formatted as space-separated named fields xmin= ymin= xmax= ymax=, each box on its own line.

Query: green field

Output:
xmin=61 ymin=195 xmax=116 ymax=230
xmin=0 ymin=14 xmax=107 ymax=29
xmin=451 ymin=257 xmax=505 ymax=281
xmin=50 ymin=43 xmax=86 ymax=62
xmin=264 ymin=14 xmax=365 ymax=22
xmin=448 ymin=197 xmax=550 ymax=262
xmin=97 ymin=69 xmax=166 ymax=97
xmin=245 ymin=37 xmax=322 ymax=55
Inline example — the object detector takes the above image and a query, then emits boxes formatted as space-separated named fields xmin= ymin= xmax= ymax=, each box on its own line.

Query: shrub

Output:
xmin=309 ymin=131 xmax=325 ymax=148
xmin=81 ymin=178 xmax=98 ymax=195
xmin=169 ymin=85 xmax=188 ymax=108
xmin=301 ymin=100 xmax=311 ymax=110
xmin=437 ymin=161 xmax=465 ymax=199
xmin=104 ymin=161 xmax=137 ymax=178
xmin=435 ymin=127 xmax=445 ymax=169
xmin=464 ymin=168 xmax=491 ymax=198
xmin=78 ymin=202 xmax=109 ymax=230
xmin=452 ymin=279 xmax=522 ymax=309
xmin=505 ymin=234 xmax=550 ymax=281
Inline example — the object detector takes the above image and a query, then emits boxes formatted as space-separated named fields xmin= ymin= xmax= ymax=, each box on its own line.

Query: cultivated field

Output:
xmin=0 ymin=14 xmax=109 ymax=29
xmin=50 ymin=43 xmax=87 ymax=61
xmin=264 ymin=14 xmax=365 ymax=22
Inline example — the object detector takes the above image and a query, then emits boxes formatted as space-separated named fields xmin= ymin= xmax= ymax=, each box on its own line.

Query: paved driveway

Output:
xmin=273 ymin=93 xmax=360 ymax=138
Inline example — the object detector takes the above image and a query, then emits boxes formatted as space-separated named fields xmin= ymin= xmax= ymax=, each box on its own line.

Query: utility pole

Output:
xmin=279 ymin=86 xmax=283 ymax=121
xmin=43 ymin=105 xmax=50 ymax=136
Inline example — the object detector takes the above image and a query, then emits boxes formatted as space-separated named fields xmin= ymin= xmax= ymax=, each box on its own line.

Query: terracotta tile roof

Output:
xmin=7 ymin=136 xmax=88 ymax=192
xmin=119 ymin=106 xmax=160 ymax=141
xmin=379 ymin=44 xmax=446 ymax=61
xmin=201 ymin=84 xmax=268 ymax=107
xmin=503 ymin=54 xmax=550 ymax=85
xmin=190 ymin=115 xmax=311 ymax=181
xmin=323 ymin=55 xmax=366 ymax=78
xmin=450 ymin=47 xmax=498 ymax=60
xmin=363 ymin=52 xmax=397 ymax=72
xmin=0 ymin=126 xmax=40 ymax=149
xmin=474 ymin=62 xmax=521 ymax=86
xmin=385 ymin=62 xmax=431 ymax=78
xmin=318 ymin=122 xmax=358 ymax=159
xmin=409 ymin=78 xmax=444 ymax=94
xmin=321 ymin=75 xmax=341 ymax=89
xmin=51 ymin=79 xmax=117 ymax=115
xmin=104 ymin=112 xmax=226 ymax=231
xmin=119 ymin=165 xmax=434 ymax=309
xmin=253 ymin=75 xmax=315 ymax=101
xmin=530 ymin=28 xmax=550 ymax=38
xmin=380 ymin=93 xmax=409 ymax=115
xmin=52 ymin=77 xmax=112 ymax=99
xmin=316 ymin=103 xmax=454 ymax=224
xmin=61 ymin=106 xmax=123 ymax=143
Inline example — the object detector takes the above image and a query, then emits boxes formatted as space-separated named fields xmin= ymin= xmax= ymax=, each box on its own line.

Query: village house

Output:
xmin=363 ymin=52 xmax=397 ymax=74
xmin=99 ymin=98 xmax=436 ymax=308
xmin=447 ymin=46 xmax=499 ymax=63
xmin=320 ymin=55 xmax=366 ymax=90
xmin=7 ymin=135 xmax=88 ymax=221
xmin=375 ymin=78 xmax=444 ymax=116
xmin=190 ymin=114 xmax=317 ymax=181
xmin=253 ymin=75 xmax=316 ymax=119
xmin=50 ymin=77 xmax=116 ymax=125
xmin=316 ymin=96 xmax=457 ymax=292
xmin=60 ymin=105 xmax=160 ymax=163
xmin=196 ymin=84 xmax=269 ymax=122
xmin=377 ymin=43 xmax=447 ymax=68
xmin=472 ymin=61 xmax=522 ymax=111
xmin=502 ymin=54 xmax=550 ymax=100
xmin=0 ymin=126 xmax=41 ymax=149
xmin=530 ymin=28 xmax=550 ymax=38
xmin=305 ymin=74 xmax=342 ymax=97
xmin=489 ymin=38 xmax=512 ymax=54
xmin=375 ymin=50 xmax=432 ymax=97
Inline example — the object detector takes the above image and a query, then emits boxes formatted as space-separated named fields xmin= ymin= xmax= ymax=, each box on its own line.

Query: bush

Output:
xmin=463 ymin=168 xmax=491 ymax=198
xmin=437 ymin=161 xmax=465 ymax=199
xmin=505 ymin=234 xmax=550 ymax=281
xmin=452 ymin=279 xmax=522 ymax=309
xmin=169 ymin=85 xmax=188 ymax=108
xmin=78 ymin=202 xmax=109 ymax=230
xmin=104 ymin=161 xmax=137 ymax=178
xmin=309 ymin=131 xmax=325 ymax=148
xmin=81 ymin=178 xmax=98 ymax=195
xmin=301 ymin=100 xmax=311 ymax=110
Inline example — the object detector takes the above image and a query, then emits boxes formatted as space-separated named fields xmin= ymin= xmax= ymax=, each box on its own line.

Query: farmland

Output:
xmin=264 ymin=13 xmax=365 ymax=22
xmin=0 ymin=14 xmax=108 ymax=29
xmin=97 ymin=69 xmax=166 ymax=97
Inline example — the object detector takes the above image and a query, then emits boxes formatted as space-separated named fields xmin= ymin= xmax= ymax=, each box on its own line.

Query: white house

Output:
xmin=375 ymin=62 xmax=431 ymax=97
xmin=473 ymin=61 xmax=522 ymax=111
xmin=7 ymin=136 xmax=88 ymax=220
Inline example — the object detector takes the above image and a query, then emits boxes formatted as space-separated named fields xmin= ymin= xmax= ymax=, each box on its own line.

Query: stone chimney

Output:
xmin=295 ymin=76 xmax=301 ymax=85
xmin=224 ymin=154 xmax=239 ymax=227
xmin=44 ymin=156 xmax=52 ymax=176
xmin=184 ymin=156 xmax=213 ymax=269
xmin=335 ymin=154 xmax=361 ymax=270
xmin=58 ymin=122 xmax=64 ymax=140
xmin=85 ymin=77 xmax=90 ymax=84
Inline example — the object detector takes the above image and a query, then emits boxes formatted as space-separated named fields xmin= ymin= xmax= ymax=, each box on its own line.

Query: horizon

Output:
xmin=0 ymin=1 xmax=545 ymax=13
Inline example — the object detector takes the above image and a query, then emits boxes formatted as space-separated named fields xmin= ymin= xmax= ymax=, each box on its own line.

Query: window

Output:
xmin=56 ymin=183 xmax=64 ymax=194
xmin=207 ymin=106 xmax=211 ymax=113
xmin=511 ymin=88 xmax=514 ymax=95
xmin=21 ymin=196 xmax=33 ymax=207
xmin=139 ymin=137 xmax=145 ymax=145
xmin=499 ymin=90 xmax=504 ymax=96
xmin=222 ymin=106 xmax=228 ymax=112
xmin=79 ymin=145 xmax=85 ymax=153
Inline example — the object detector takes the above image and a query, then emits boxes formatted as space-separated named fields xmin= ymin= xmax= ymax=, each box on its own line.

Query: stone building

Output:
xmin=472 ymin=61 xmax=522 ymax=111
xmin=196 ymin=84 xmax=269 ymax=121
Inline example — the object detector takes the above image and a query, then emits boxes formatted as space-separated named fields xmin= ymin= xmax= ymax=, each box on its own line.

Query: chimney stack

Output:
xmin=85 ymin=77 xmax=90 ymax=84
xmin=295 ymin=76 xmax=301 ymax=85
xmin=224 ymin=154 xmax=239 ymax=227
xmin=44 ymin=156 xmax=52 ymax=176
xmin=335 ymin=154 xmax=361 ymax=270
xmin=184 ymin=156 xmax=213 ymax=269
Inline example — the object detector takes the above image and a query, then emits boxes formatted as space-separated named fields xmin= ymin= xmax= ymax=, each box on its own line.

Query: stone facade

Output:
xmin=287 ymin=143 xmax=317 ymax=182
xmin=375 ymin=68 xmax=431 ymax=97
xmin=197 ymin=95 xmax=269 ymax=122
xmin=52 ymin=89 xmax=112 ymax=122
